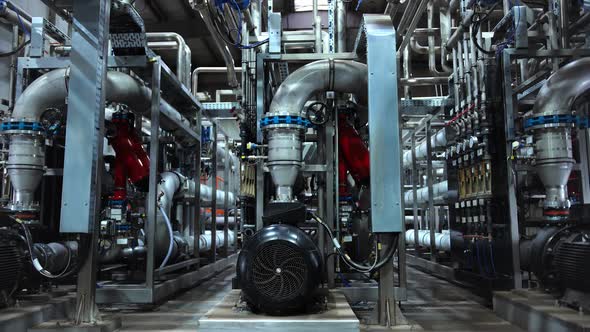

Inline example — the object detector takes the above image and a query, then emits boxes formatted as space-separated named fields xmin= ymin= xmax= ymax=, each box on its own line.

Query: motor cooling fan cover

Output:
xmin=237 ymin=224 xmax=322 ymax=315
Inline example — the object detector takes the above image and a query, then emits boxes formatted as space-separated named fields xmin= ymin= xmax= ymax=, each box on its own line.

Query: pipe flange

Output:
xmin=524 ymin=114 xmax=581 ymax=131
xmin=260 ymin=115 xmax=312 ymax=131
xmin=0 ymin=121 xmax=45 ymax=136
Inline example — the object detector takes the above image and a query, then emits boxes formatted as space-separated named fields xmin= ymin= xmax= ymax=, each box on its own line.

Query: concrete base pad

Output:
xmin=199 ymin=289 xmax=359 ymax=332
xmin=28 ymin=316 xmax=121 ymax=332
xmin=0 ymin=293 xmax=76 ymax=331
xmin=494 ymin=289 xmax=590 ymax=331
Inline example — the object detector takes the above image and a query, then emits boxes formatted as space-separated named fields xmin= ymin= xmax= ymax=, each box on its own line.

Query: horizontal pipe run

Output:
xmin=405 ymin=229 xmax=450 ymax=252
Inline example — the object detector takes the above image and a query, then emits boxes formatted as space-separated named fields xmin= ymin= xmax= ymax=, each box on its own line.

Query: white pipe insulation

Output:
xmin=405 ymin=229 xmax=451 ymax=252
xmin=404 ymin=181 xmax=453 ymax=205
xmin=188 ymin=231 xmax=236 ymax=253
xmin=402 ymin=129 xmax=446 ymax=168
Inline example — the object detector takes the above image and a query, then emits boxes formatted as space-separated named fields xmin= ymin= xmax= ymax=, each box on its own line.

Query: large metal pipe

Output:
xmin=405 ymin=229 xmax=450 ymax=251
xmin=529 ymin=58 xmax=590 ymax=216
xmin=5 ymin=69 xmax=192 ymax=211
xmin=267 ymin=60 xmax=367 ymax=201
xmin=270 ymin=60 xmax=367 ymax=115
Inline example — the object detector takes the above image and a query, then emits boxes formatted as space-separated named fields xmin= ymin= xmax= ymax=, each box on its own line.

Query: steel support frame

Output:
xmin=499 ymin=48 xmax=590 ymax=289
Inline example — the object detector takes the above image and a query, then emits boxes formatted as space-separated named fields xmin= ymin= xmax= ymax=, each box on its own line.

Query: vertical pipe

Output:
xmin=313 ymin=0 xmax=323 ymax=53
xmin=336 ymin=0 xmax=346 ymax=52
xmin=559 ymin=0 xmax=570 ymax=48
xmin=411 ymin=134 xmax=420 ymax=251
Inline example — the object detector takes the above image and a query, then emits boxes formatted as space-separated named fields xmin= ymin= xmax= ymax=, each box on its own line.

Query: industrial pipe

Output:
xmin=146 ymin=33 xmax=192 ymax=88
xmin=4 ymin=69 xmax=192 ymax=211
xmin=266 ymin=60 xmax=367 ymax=201
xmin=403 ymin=181 xmax=455 ymax=205
xmin=405 ymin=229 xmax=450 ymax=251
xmin=192 ymin=66 xmax=242 ymax=93
xmin=529 ymin=58 xmax=590 ymax=217
xmin=402 ymin=129 xmax=446 ymax=168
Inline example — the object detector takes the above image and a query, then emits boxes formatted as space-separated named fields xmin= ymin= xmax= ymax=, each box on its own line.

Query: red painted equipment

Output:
xmin=338 ymin=113 xmax=370 ymax=190
xmin=109 ymin=113 xmax=150 ymax=200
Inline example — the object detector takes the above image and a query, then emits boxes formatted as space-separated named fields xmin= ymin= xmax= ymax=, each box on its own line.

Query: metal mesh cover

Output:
xmin=251 ymin=241 xmax=308 ymax=301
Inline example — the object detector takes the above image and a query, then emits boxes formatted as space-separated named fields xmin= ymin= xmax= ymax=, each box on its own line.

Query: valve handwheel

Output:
xmin=306 ymin=102 xmax=329 ymax=125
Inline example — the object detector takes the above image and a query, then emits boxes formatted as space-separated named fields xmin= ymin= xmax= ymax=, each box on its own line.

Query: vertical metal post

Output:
xmin=146 ymin=59 xmax=162 ymax=293
xmin=426 ymin=122 xmax=436 ymax=261
xmin=60 ymin=0 xmax=110 ymax=324
xmin=210 ymin=124 xmax=218 ymax=262
xmin=579 ymin=129 xmax=590 ymax=204
xmin=502 ymin=50 xmax=522 ymax=289
xmin=411 ymin=134 xmax=419 ymax=252
xmin=255 ymin=54 xmax=265 ymax=230
xmin=194 ymin=145 xmax=201 ymax=266
xmin=326 ymin=121 xmax=336 ymax=288
xmin=223 ymin=136 xmax=230 ymax=255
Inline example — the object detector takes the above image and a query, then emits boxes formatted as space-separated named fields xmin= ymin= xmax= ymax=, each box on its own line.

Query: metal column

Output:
xmin=146 ymin=58 xmax=162 ymax=294
xmin=223 ymin=135 xmax=230 ymax=255
xmin=60 ymin=0 xmax=111 ymax=324
xmin=502 ymin=50 xmax=522 ymax=289
xmin=363 ymin=15 xmax=403 ymax=325
xmin=426 ymin=122 xmax=437 ymax=261
xmin=210 ymin=124 xmax=218 ymax=262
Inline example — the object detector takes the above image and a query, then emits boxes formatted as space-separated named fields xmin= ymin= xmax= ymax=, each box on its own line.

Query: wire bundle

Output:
xmin=310 ymin=212 xmax=399 ymax=273
xmin=207 ymin=0 xmax=269 ymax=49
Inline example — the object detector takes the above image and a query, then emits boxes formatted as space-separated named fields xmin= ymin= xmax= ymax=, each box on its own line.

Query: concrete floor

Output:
xmin=105 ymin=265 xmax=522 ymax=332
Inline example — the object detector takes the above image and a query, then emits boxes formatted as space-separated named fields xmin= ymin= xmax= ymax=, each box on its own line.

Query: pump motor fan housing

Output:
xmin=237 ymin=224 xmax=322 ymax=315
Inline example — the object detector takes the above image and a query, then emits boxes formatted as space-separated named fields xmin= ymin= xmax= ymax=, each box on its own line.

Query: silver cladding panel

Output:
xmin=60 ymin=0 xmax=110 ymax=233
xmin=365 ymin=15 xmax=403 ymax=233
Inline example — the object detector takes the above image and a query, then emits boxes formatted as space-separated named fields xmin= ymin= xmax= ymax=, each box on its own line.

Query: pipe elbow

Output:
xmin=268 ymin=60 xmax=368 ymax=116
xmin=532 ymin=57 xmax=590 ymax=117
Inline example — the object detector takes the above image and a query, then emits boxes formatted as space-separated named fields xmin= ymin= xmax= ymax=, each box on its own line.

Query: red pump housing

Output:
xmin=109 ymin=114 xmax=150 ymax=200
xmin=338 ymin=113 xmax=370 ymax=194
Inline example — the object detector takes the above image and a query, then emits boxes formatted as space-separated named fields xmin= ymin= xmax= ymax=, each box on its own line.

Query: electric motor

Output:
xmin=0 ymin=229 xmax=25 ymax=307
xmin=237 ymin=224 xmax=322 ymax=315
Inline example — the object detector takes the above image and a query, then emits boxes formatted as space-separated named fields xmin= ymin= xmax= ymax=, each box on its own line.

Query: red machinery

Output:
xmin=109 ymin=113 xmax=150 ymax=201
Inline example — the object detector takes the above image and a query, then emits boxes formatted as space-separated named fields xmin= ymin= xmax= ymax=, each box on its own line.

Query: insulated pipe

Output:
xmin=530 ymin=58 xmax=590 ymax=216
xmin=405 ymin=229 xmax=451 ymax=251
xmin=190 ymin=230 xmax=236 ymax=253
xmin=402 ymin=129 xmax=446 ymax=168
xmin=191 ymin=67 xmax=242 ymax=93
xmin=6 ymin=69 xmax=192 ymax=211
xmin=427 ymin=0 xmax=451 ymax=76
xmin=146 ymin=33 xmax=192 ymax=88
xmin=403 ymin=181 xmax=454 ymax=205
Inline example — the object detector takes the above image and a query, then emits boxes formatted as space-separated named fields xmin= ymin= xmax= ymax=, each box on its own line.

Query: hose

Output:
xmin=158 ymin=205 xmax=174 ymax=269
xmin=310 ymin=212 xmax=399 ymax=273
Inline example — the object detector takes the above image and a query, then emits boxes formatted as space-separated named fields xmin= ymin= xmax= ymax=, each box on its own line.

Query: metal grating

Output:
xmin=252 ymin=241 xmax=307 ymax=301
